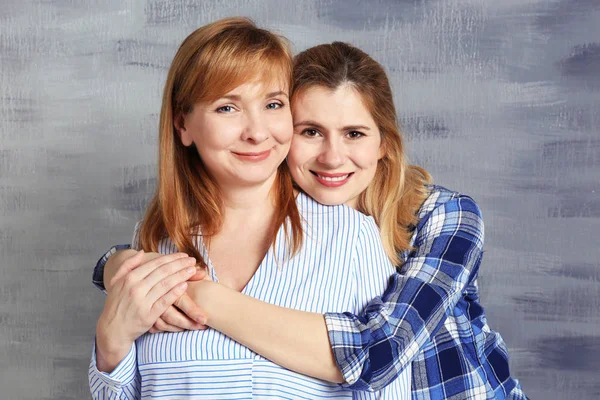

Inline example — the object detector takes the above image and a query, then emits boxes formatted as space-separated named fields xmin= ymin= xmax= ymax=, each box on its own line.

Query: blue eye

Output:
xmin=216 ymin=105 xmax=235 ymax=113
xmin=266 ymin=102 xmax=283 ymax=110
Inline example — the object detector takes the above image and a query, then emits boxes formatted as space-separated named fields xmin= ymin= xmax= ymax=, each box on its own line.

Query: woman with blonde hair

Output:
xmin=89 ymin=18 xmax=409 ymax=399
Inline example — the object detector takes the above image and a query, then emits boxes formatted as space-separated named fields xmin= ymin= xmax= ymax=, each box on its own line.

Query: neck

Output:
xmin=220 ymin=173 xmax=278 ymax=217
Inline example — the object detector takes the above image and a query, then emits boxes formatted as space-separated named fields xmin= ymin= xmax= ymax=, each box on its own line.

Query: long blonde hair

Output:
xmin=139 ymin=17 xmax=303 ymax=267
xmin=292 ymin=42 xmax=431 ymax=265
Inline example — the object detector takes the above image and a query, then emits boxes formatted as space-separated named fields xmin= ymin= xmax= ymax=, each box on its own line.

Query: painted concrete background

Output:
xmin=1 ymin=0 xmax=598 ymax=399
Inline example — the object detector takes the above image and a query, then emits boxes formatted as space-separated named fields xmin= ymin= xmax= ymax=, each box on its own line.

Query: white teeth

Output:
xmin=317 ymin=174 xmax=349 ymax=182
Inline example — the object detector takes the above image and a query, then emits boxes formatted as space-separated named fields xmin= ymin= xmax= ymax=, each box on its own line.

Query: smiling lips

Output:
xmin=310 ymin=171 xmax=354 ymax=187
xmin=232 ymin=150 xmax=271 ymax=162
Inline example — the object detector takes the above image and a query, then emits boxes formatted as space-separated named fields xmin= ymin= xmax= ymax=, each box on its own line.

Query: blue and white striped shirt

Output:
xmin=89 ymin=191 xmax=411 ymax=399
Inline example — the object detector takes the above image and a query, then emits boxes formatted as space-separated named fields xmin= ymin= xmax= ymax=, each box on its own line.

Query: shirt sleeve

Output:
xmin=88 ymin=340 xmax=141 ymax=399
xmin=92 ymin=245 xmax=133 ymax=293
xmin=325 ymin=194 xmax=484 ymax=391
xmin=92 ymin=222 xmax=142 ymax=292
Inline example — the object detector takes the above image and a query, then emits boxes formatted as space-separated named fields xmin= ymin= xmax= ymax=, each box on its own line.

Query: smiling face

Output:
xmin=288 ymin=84 xmax=383 ymax=208
xmin=177 ymin=80 xmax=293 ymax=190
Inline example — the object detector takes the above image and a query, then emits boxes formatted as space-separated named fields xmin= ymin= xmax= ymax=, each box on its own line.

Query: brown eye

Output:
xmin=347 ymin=131 xmax=365 ymax=139
xmin=301 ymin=129 xmax=320 ymax=137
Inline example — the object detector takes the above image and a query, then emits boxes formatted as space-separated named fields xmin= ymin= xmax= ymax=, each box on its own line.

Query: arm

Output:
xmin=92 ymin=245 xmax=132 ymax=292
xmin=88 ymin=340 xmax=140 ymax=400
xmin=189 ymin=280 xmax=344 ymax=383
xmin=186 ymin=194 xmax=482 ymax=391
xmin=324 ymin=194 xmax=483 ymax=390
xmin=105 ymin=248 xmax=137 ymax=291
xmin=89 ymin=251 xmax=198 ymax=397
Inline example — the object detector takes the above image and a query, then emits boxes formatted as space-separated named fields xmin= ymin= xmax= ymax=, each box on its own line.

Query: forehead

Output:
xmin=217 ymin=77 xmax=289 ymax=100
xmin=202 ymin=62 xmax=290 ymax=104
xmin=292 ymin=85 xmax=376 ymax=128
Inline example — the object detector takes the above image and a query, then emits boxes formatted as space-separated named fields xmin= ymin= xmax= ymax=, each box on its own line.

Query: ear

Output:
xmin=174 ymin=112 xmax=193 ymax=147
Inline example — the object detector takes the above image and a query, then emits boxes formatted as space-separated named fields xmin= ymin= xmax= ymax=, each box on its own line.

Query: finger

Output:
xmin=110 ymin=250 xmax=146 ymax=286
xmin=175 ymin=293 xmax=208 ymax=326
xmin=154 ymin=317 xmax=184 ymax=333
xmin=161 ymin=304 xmax=206 ymax=330
xmin=150 ymin=282 xmax=188 ymax=320
xmin=143 ymin=258 xmax=197 ymax=301
xmin=160 ymin=306 xmax=195 ymax=330
xmin=127 ymin=253 xmax=192 ymax=287
xmin=187 ymin=267 xmax=207 ymax=282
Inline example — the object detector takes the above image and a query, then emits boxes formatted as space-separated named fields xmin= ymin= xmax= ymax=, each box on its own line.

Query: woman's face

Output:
xmin=288 ymin=84 xmax=383 ymax=208
xmin=178 ymin=80 xmax=292 ymax=190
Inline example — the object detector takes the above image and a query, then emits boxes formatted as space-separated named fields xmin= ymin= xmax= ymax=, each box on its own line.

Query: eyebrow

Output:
xmin=220 ymin=91 xmax=288 ymax=101
xmin=293 ymin=120 xmax=371 ymax=131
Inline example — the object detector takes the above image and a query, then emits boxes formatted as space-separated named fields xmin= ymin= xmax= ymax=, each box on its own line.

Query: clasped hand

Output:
xmin=98 ymin=251 xmax=209 ymax=354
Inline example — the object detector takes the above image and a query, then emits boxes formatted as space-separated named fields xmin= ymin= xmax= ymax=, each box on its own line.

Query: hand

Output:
xmin=108 ymin=249 xmax=208 ymax=333
xmin=95 ymin=251 xmax=198 ymax=371
xmin=148 ymin=292 xmax=209 ymax=333
xmin=178 ymin=280 xmax=217 ymax=324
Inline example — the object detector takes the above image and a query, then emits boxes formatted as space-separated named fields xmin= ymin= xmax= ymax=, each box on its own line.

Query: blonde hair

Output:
xmin=139 ymin=17 xmax=302 ymax=267
xmin=292 ymin=42 xmax=431 ymax=265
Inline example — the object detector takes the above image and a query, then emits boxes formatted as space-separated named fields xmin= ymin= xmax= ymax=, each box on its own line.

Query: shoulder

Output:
xmin=413 ymin=185 xmax=484 ymax=244
xmin=417 ymin=185 xmax=482 ymax=221
xmin=296 ymin=191 xmax=371 ymax=227
xmin=296 ymin=192 xmax=383 ymax=253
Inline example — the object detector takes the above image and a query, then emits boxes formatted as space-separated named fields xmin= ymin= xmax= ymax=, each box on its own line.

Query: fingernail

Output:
xmin=187 ymin=257 xmax=196 ymax=264
xmin=175 ymin=282 xmax=187 ymax=293
xmin=186 ymin=266 xmax=196 ymax=274
xmin=195 ymin=315 xmax=207 ymax=325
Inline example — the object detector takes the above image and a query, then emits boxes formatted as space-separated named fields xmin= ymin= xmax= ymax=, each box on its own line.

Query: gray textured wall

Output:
xmin=1 ymin=1 xmax=598 ymax=399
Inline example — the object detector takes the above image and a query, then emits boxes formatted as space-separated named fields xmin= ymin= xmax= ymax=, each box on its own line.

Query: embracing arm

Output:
xmin=323 ymin=194 xmax=483 ymax=390
xmin=189 ymin=194 xmax=482 ymax=390
xmin=92 ymin=245 xmax=133 ymax=292
xmin=195 ymin=281 xmax=344 ymax=383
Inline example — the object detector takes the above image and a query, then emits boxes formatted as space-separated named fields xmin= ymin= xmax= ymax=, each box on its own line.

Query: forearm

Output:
xmin=89 ymin=327 xmax=139 ymax=399
xmin=95 ymin=331 xmax=132 ymax=373
xmin=104 ymin=249 xmax=138 ymax=291
xmin=199 ymin=281 xmax=344 ymax=383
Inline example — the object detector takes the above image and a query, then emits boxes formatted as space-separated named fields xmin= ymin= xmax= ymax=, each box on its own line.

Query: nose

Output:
xmin=317 ymin=138 xmax=345 ymax=168
xmin=241 ymin=111 xmax=268 ymax=144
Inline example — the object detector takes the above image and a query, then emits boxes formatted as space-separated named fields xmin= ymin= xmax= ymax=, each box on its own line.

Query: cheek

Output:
xmin=288 ymin=138 xmax=317 ymax=169
xmin=195 ymin=119 xmax=236 ymax=149
xmin=286 ymin=142 xmax=303 ymax=170
xmin=351 ymin=141 xmax=381 ymax=169
xmin=270 ymin=114 xmax=294 ymax=143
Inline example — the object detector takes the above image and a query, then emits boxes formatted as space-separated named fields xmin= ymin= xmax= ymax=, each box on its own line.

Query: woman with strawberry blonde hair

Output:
xmin=89 ymin=18 xmax=410 ymax=399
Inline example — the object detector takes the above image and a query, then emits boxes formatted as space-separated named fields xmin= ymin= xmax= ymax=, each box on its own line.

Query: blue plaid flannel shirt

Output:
xmin=92 ymin=185 xmax=526 ymax=399
xmin=324 ymin=185 xmax=527 ymax=399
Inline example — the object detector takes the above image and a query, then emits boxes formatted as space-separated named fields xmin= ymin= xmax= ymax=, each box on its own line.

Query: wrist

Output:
xmin=95 ymin=315 xmax=133 ymax=372
xmin=192 ymin=280 xmax=222 ymax=326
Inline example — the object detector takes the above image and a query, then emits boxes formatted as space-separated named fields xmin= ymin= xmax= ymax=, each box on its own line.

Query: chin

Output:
xmin=311 ymin=193 xmax=346 ymax=207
